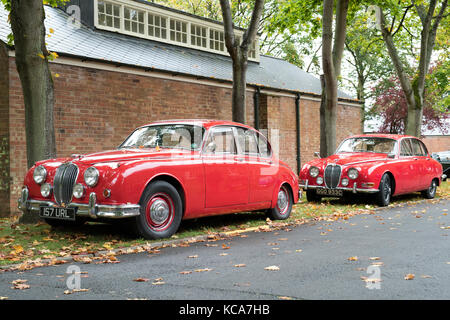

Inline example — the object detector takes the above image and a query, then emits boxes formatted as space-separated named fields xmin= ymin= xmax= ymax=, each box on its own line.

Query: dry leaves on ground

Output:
xmin=264 ymin=265 xmax=280 ymax=271
xmin=404 ymin=274 xmax=415 ymax=280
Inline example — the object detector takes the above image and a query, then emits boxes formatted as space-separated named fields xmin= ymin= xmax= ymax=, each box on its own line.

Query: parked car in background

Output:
xmin=18 ymin=120 xmax=298 ymax=239
xmin=432 ymin=150 xmax=450 ymax=180
xmin=299 ymin=134 xmax=443 ymax=206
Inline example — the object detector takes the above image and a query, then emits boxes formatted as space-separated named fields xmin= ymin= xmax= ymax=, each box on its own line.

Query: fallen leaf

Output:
xmin=347 ymin=256 xmax=358 ymax=261
xmin=133 ymin=278 xmax=149 ymax=282
xmin=179 ymin=271 xmax=192 ymax=275
xmin=222 ymin=244 xmax=231 ymax=250
xmin=264 ymin=265 xmax=280 ymax=271
xmin=369 ymin=257 xmax=380 ymax=260
xmin=188 ymin=255 xmax=198 ymax=259
xmin=420 ymin=275 xmax=432 ymax=279
xmin=195 ymin=268 xmax=212 ymax=272
xmin=234 ymin=264 xmax=246 ymax=268
xmin=278 ymin=296 xmax=293 ymax=300
xmin=404 ymin=274 xmax=415 ymax=280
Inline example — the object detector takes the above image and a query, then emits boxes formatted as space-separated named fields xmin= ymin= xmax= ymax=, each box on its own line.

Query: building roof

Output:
xmin=0 ymin=3 xmax=356 ymax=100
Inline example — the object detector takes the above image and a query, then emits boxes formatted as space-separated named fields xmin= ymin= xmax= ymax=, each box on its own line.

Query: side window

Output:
xmin=400 ymin=139 xmax=413 ymax=156
xmin=410 ymin=139 xmax=427 ymax=156
xmin=236 ymin=128 xmax=259 ymax=155
xmin=203 ymin=127 xmax=236 ymax=154
xmin=418 ymin=140 xmax=429 ymax=156
xmin=257 ymin=133 xmax=271 ymax=158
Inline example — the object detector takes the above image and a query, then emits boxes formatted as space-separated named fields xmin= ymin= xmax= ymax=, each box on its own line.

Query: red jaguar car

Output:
xmin=18 ymin=120 xmax=299 ymax=239
xmin=299 ymin=134 xmax=443 ymax=206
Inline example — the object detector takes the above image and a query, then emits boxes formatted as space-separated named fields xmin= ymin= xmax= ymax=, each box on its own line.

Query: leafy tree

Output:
xmin=320 ymin=0 xmax=350 ymax=157
xmin=2 ymin=0 xmax=65 ymax=222
xmin=373 ymin=74 xmax=449 ymax=134
xmin=343 ymin=8 xmax=394 ymax=130
xmin=374 ymin=0 xmax=448 ymax=137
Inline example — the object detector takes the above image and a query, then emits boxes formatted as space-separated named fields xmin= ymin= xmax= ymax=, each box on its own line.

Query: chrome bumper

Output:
xmin=299 ymin=180 xmax=379 ymax=194
xmin=18 ymin=188 xmax=140 ymax=219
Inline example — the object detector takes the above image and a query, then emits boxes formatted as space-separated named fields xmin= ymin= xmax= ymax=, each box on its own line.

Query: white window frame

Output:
xmin=93 ymin=0 xmax=259 ymax=61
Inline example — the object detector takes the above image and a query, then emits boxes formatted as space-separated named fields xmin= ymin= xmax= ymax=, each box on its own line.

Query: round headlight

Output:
xmin=316 ymin=177 xmax=324 ymax=185
xmin=341 ymin=178 xmax=349 ymax=187
xmin=73 ymin=183 xmax=85 ymax=199
xmin=348 ymin=168 xmax=359 ymax=180
xmin=309 ymin=166 xmax=320 ymax=178
xmin=84 ymin=167 xmax=99 ymax=187
xmin=40 ymin=183 xmax=52 ymax=197
xmin=33 ymin=165 xmax=47 ymax=184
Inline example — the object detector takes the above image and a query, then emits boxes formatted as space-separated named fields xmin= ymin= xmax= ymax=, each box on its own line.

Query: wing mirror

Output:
xmin=387 ymin=152 xmax=395 ymax=159
xmin=314 ymin=152 xmax=321 ymax=159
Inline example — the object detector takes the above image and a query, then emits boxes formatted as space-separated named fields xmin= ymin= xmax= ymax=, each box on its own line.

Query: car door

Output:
xmin=202 ymin=126 xmax=249 ymax=208
xmin=235 ymin=127 xmax=275 ymax=204
xmin=396 ymin=138 xmax=425 ymax=193
xmin=410 ymin=138 xmax=430 ymax=190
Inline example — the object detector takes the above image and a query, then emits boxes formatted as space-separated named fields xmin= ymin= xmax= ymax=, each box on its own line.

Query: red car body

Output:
xmin=299 ymin=134 xmax=443 ymax=206
xmin=18 ymin=120 xmax=298 ymax=239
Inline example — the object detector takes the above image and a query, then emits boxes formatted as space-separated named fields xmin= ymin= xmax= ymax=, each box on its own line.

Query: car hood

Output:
xmin=311 ymin=152 xmax=389 ymax=167
xmin=70 ymin=148 xmax=199 ymax=165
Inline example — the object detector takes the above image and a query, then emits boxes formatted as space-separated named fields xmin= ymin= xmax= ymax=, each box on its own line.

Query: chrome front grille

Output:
xmin=324 ymin=164 xmax=341 ymax=189
xmin=53 ymin=163 xmax=79 ymax=206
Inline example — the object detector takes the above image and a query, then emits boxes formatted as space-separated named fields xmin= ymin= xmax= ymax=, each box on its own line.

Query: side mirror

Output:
xmin=314 ymin=152 xmax=321 ymax=159
xmin=387 ymin=152 xmax=395 ymax=159
xmin=204 ymin=141 xmax=216 ymax=153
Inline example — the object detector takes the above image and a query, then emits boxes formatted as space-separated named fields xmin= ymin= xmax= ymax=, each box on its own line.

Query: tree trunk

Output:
xmin=321 ymin=0 xmax=348 ymax=157
xmin=219 ymin=0 xmax=264 ymax=124
xmin=231 ymin=49 xmax=248 ymax=124
xmin=9 ymin=0 xmax=56 ymax=222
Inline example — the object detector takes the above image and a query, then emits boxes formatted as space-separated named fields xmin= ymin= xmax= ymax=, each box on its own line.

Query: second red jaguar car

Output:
xmin=299 ymin=134 xmax=443 ymax=206
xmin=18 ymin=120 xmax=299 ymax=239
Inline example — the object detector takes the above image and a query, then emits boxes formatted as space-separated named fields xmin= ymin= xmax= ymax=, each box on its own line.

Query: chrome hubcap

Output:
xmin=277 ymin=190 xmax=288 ymax=212
xmin=150 ymin=199 xmax=170 ymax=225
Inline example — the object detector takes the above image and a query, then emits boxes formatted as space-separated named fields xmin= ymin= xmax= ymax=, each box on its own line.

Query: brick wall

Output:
xmin=422 ymin=135 xmax=450 ymax=153
xmin=6 ymin=57 xmax=361 ymax=215
xmin=0 ymin=44 xmax=10 ymax=217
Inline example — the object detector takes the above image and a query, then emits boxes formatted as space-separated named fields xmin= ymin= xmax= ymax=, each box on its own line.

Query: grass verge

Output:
xmin=1 ymin=181 xmax=448 ymax=268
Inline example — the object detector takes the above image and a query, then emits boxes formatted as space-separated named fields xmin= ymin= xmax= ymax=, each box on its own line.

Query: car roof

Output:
xmin=346 ymin=133 xmax=418 ymax=141
xmin=138 ymin=119 xmax=255 ymax=130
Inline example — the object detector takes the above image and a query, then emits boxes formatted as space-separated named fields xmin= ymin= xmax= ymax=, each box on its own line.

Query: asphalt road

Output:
xmin=0 ymin=198 xmax=449 ymax=300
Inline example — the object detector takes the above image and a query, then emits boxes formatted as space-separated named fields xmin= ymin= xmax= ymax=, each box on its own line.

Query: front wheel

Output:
xmin=134 ymin=181 xmax=182 ymax=240
xmin=421 ymin=179 xmax=437 ymax=199
xmin=267 ymin=185 xmax=293 ymax=220
xmin=376 ymin=173 xmax=392 ymax=207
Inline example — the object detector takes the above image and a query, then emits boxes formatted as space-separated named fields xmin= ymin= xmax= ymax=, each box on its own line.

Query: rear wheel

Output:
xmin=421 ymin=179 xmax=437 ymax=199
xmin=133 ymin=181 xmax=182 ymax=240
xmin=376 ymin=173 xmax=392 ymax=207
xmin=267 ymin=185 xmax=293 ymax=220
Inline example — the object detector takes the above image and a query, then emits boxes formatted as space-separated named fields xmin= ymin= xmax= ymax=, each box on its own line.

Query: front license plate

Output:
xmin=316 ymin=188 xmax=343 ymax=197
xmin=39 ymin=206 xmax=76 ymax=221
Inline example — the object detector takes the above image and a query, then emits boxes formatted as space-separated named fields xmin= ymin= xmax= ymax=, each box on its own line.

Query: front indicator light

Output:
xmin=362 ymin=182 xmax=375 ymax=188
xmin=316 ymin=177 xmax=324 ymax=185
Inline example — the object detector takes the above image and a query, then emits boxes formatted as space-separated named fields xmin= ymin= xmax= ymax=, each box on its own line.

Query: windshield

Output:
xmin=336 ymin=137 xmax=397 ymax=154
xmin=119 ymin=124 xmax=205 ymax=151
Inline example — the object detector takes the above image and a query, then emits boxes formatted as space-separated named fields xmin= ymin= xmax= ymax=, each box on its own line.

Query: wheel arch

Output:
xmin=142 ymin=174 xmax=186 ymax=217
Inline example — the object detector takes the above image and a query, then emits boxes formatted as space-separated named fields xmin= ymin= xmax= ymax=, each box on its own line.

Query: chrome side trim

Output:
xmin=299 ymin=184 xmax=379 ymax=194
xmin=18 ymin=198 xmax=141 ymax=219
